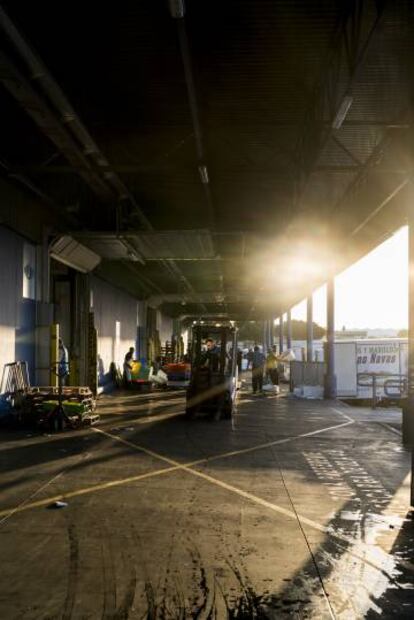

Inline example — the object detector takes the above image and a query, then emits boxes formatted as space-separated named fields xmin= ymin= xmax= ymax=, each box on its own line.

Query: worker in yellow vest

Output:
xmin=266 ymin=345 xmax=279 ymax=385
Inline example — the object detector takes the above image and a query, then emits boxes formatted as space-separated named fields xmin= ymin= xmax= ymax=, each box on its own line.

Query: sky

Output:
xmin=289 ymin=226 xmax=408 ymax=330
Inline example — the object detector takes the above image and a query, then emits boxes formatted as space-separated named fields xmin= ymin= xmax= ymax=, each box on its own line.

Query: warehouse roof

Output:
xmin=0 ymin=0 xmax=412 ymax=318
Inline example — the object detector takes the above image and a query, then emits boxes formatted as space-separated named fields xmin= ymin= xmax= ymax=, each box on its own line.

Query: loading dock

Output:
xmin=0 ymin=1 xmax=413 ymax=617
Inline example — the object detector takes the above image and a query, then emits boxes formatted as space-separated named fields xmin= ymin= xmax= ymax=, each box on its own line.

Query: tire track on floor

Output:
xmin=101 ymin=519 xmax=117 ymax=618
xmin=62 ymin=522 xmax=80 ymax=620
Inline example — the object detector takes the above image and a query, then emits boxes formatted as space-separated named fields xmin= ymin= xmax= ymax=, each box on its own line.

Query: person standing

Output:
xmin=123 ymin=346 xmax=135 ymax=386
xmin=266 ymin=345 xmax=279 ymax=385
xmin=252 ymin=345 xmax=265 ymax=394
xmin=58 ymin=338 xmax=70 ymax=386
xmin=246 ymin=348 xmax=254 ymax=370
xmin=237 ymin=348 xmax=243 ymax=375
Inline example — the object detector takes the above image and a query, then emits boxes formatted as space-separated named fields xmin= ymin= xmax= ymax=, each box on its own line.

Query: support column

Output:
xmin=136 ymin=300 xmax=147 ymax=362
xmin=324 ymin=278 xmax=337 ymax=399
xmin=279 ymin=315 xmax=284 ymax=353
xmin=403 ymin=218 xmax=414 ymax=447
xmin=306 ymin=295 xmax=313 ymax=362
xmin=286 ymin=309 xmax=292 ymax=350
xmin=34 ymin=228 xmax=54 ymax=385
xmin=403 ymin=216 xmax=414 ymax=506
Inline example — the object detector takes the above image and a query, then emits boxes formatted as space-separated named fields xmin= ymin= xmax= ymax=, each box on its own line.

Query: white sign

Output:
xmin=356 ymin=340 xmax=407 ymax=398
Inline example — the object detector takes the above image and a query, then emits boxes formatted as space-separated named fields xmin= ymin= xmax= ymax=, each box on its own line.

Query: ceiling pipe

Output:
xmin=0 ymin=5 xmax=205 ymax=306
xmin=172 ymin=12 xmax=224 ymax=309
xmin=176 ymin=20 xmax=204 ymax=164
xmin=0 ymin=5 xmax=153 ymax=228
xmin=0 ymin=50 xmax=112 ymax=202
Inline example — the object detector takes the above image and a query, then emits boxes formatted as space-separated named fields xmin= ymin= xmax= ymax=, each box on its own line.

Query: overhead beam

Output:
xmin=0 ymin=50 xmax=112 ymax=202
xmin=149 ymin=293 xmax=271 ymax=306
xmin=293 ymin=0 xmax=386 ymax=206
xmin=13 ymin=164 xmax=410 ymax=176
xmin=0 ymin=6 xmax=205 ymax=308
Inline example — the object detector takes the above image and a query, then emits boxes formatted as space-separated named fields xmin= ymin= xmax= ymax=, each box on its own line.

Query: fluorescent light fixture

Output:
xmin=168 ymin=0 xmax=185 ymax=18
xmin=198 ymin=164 xmax=209 ymax=184
xmin=332 ymin=95 xmax=353 ymax=129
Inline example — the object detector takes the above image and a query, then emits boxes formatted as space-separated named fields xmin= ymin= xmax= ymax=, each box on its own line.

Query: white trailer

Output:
xmin=335 ymin=339 xmax=408 ymax=399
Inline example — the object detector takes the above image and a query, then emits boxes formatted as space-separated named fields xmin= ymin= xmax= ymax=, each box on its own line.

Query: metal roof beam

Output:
xmin=293 ymin=0 xmax=386 ymax=206
xmin=0 ymin=6 xmax=206 ymax=305
xmin=0 ymin=50 xmax=112 ymax=202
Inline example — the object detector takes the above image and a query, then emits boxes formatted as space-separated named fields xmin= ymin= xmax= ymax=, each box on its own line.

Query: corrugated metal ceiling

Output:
xmin=0 ymin=0 xmax=412 ymax=317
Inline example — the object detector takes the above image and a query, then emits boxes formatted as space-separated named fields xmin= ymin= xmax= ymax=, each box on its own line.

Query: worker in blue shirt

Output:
xmin=58 ymin=338 xmax=70 ymax=385
xmin=252 ymin=345 xmax=265 ymax=394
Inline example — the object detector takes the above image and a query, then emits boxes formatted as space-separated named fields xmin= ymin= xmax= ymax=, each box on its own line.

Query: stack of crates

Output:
xmin=22 ymin=386 xmax=98 ymax=428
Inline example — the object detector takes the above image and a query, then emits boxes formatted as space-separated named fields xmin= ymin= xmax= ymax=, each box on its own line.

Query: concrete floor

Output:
xmin=0 ymin=389 xmax=413 ymax=619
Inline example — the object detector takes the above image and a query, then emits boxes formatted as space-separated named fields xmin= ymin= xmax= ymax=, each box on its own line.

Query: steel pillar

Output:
xmin=286 ymin=309 xmax=292 ymax=350
xmin=279 ymin=316 xmax=284 ymax=353
xmin=324 ymin=279 xmax=337 ymax=399
xmin=403 ymin=219 xmax=414 ymax=452
xmin=403 ymin=216 xmax=414 ymax=507
xmin=306 ymin=296 xmax=313 ymax=362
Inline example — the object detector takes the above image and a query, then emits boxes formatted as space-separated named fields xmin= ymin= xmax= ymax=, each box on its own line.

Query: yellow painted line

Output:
xmin=0 ymin=415 xmax=353 ymax=520
xmin=204 ymin=418 xmax=354 ymax=464
xmin=0 ymin=413 xmax=410 ymax=579
xmin=92 ymin=418 xmax=356 ymax=471
xmin=0 ymin=470 xmax=65 ymax=526
xmin=330 ymin=407 xmax=355 ymax=423
xmin=95 ymin=423 xmax=410 ymax=578
xmin=92 ymin=427 xmax=184 ymax=467
xmin=0 ymin=461 xmax=197 ymax=519
xmin=97 ymin=411 xmax=355 ymax=467
xmin=380 ymin=423 xmax=402 ymax=437
xmin=184 ymin=465 xmax=406 ymax=578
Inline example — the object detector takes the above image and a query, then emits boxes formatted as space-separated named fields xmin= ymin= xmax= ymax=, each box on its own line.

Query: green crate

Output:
xmin=41 ymin=400 xmax=88 ymax=415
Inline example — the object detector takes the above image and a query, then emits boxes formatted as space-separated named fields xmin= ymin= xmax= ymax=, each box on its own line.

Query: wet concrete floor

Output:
xmin=0 ymin=389 xmax=413 ymax=618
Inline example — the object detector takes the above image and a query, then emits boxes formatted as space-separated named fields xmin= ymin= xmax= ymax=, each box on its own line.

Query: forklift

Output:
xmin=185 ymin=323 xmax=238 ymax=419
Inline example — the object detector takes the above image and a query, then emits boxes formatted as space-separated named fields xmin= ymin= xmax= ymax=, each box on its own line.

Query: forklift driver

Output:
xmin=201 ymin=338 xmax=220 ymax=371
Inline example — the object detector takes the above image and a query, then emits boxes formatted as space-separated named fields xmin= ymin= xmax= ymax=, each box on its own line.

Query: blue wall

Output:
xmin=0 ymin=227 xmax=36 ymax=385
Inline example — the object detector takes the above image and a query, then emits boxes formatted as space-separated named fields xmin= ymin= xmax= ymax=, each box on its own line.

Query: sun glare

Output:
xmin=290 ymin=227 xmax=408 ymax=331
xmin=335 ymin=227 xmax=408 ymax=330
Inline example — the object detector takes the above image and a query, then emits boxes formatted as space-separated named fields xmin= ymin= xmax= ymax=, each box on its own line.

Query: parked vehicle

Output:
xmin=186 ymin=323 xmax=238 ymax=419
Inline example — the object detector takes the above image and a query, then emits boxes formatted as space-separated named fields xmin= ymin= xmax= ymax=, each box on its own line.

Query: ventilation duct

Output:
xmin=50 ymin=235 xmax=101 ymax=273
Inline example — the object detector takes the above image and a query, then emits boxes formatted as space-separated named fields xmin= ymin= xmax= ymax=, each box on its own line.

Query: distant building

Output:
xmin=335 ymin=329 xmax=368 ymax=340
xmin=367 ymin=328 xmax=400 ymax=338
